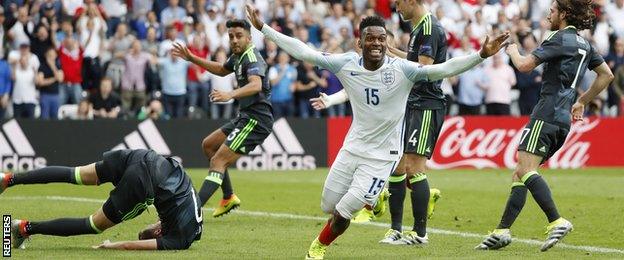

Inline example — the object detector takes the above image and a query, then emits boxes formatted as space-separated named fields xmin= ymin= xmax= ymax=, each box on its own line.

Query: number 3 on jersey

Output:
xmin=227 ymin=128 xmax=240 ymax=141
xmin=365 ymin=88 xmax=379 ymax=105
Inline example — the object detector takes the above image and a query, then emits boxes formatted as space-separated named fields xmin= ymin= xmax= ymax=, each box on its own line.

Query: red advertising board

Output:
xmin=327 ymin=116 xmax=624 ymax=169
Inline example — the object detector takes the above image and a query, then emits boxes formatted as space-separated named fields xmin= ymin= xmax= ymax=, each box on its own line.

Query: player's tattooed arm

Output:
xmin=310 ymin=89 xmax=349 ymax=110
xmin=505 ymin=43 xmax=540 ymax=73
xmin=171 ymin=42 xmax=232 ymax=76
xmin=93 ymin=239 xmax=158 ymax=250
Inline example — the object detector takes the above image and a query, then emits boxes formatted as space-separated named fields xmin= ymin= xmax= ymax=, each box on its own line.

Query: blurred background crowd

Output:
xmin=0 ymin=0 xmax=623 ymax=120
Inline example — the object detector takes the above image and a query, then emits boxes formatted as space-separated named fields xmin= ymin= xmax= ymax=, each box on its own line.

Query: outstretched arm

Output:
xmin=247 ymin=4 xmax=346 ymax=73
xmin=93 ymin=239 xmax=157 ymax=250
xmin=505 ymin=43 xmax=540 ymax=73
xmin=421 ymin=52 xmax=485 ymax=81
xmin=172 ymin=43 xmax=231 ymax=76
xmin=405 ymin=33 xmax=509 ymax=82
xmin=310 ymin=89 xmax=349 ymax=110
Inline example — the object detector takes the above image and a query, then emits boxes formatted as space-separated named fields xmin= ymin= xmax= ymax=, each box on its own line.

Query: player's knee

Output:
xmin=513 ymin=167 xmax=534 ymax=180
xmin=209 ymin=154 xmax=229 ymax=169
xmin=201 ymin=138 xmax=217 ymax=158
xmin=390 ymin=172 xmax=406 ymax=177
xmin=320 ymin=199 xmax=335 ymax=215
xmin=335 ymin=193 xmax=365 ymax=220
xmin=404 ymin=158 xmax=427 ymax=174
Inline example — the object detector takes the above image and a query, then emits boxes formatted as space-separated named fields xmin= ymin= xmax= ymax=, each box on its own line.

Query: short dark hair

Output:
xmin=226 ymin=19 xmax=251 ymax=31
xmin=555 ymin=0 xmax=596 ymax=30
xmin=359 ymin=16 xmax=386 ymax=35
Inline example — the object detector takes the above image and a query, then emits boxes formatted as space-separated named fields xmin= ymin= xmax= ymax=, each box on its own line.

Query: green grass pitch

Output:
xmin=1 ymin=168 xmax=623 ymax=259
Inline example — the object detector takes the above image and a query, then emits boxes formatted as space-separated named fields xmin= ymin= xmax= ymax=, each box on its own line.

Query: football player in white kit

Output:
xmin=246 ymin=5 xmax=508 ymax=259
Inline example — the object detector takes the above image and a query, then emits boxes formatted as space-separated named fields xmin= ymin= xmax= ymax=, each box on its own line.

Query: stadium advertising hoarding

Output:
xmin=327 ymin=116 xmax=624 ymax=169
xmin=0 ymin=118 xmax=326 ymax=172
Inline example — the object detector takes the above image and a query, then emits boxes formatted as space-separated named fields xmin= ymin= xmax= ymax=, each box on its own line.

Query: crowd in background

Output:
xmin=0 ymin=0 xmax=623 ymax=120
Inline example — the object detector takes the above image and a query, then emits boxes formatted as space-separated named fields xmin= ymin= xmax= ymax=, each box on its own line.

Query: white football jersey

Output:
xmin=318 ymin=53 xmax=428 ymax=161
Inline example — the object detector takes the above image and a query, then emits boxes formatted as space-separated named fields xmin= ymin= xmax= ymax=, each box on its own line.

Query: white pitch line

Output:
xmin=2 ymin=195 xmax=623 ymax=254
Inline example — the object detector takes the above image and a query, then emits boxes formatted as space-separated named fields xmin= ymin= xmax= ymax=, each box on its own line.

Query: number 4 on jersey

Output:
xmin=408 ymin=129 xmax=418 ymax=147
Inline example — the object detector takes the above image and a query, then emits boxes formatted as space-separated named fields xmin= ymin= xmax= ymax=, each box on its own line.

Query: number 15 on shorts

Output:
xmin=367 ymin=177 xmax=385 ymax=196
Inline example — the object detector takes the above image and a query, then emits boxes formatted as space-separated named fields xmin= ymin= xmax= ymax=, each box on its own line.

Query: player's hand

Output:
xmin=245 ymin=4 xmax=264 ymax=31
xmin=92 ymin=239 xmax=113 ymax=249
xmin=310 ymin=93 xmax=330 ymax=110
xmin=504 ymin=43 xmax=518 ymax=56
xmin=571 ymin=102 xmax=585 ymax=122
xmin=210 ymin=89 xmax=233 ymax=102
xmin=479 ymin=31 xmax=510 ymax=58
xmin=171 ymin=42 xmax=192 ymax=61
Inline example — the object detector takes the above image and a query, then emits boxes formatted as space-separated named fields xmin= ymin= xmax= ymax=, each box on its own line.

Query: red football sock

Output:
xmin=318 ymin=220 xmax=338 ymax=245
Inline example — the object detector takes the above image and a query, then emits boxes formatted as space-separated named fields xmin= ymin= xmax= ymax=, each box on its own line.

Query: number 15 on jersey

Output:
xmin=365 ymin=88 xmax=379 ymax=105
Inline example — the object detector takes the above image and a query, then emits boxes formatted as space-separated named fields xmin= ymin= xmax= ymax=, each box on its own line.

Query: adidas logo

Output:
xmin=111 ymin=119 xmax=179 ymax=161
xmin=539 ymin=146 xmax=547 ymax=153
xmin=236 ymin=118 xmax=316 ymax=170
xmin=0 ymin=119 xmax=47 ymax=171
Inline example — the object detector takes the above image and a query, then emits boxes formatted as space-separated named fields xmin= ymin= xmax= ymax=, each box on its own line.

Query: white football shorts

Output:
xmin=321 ymin=149 xmax=398 ymax=219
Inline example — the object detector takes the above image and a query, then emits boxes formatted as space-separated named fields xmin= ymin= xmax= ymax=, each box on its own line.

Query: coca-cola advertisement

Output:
xmin=327 ymin=116 xmax=624 ymax=169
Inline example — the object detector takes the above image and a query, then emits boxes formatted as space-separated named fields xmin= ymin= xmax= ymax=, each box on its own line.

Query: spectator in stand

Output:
xmin=56 ymin=35 xmax=84 ymax=105
xmin=107 ymin=23 xmax=136 ymax=89
xmin=101 ymin=0 xmax=126 ymax=38
xmin=515 ymin=36 xmax=542 ymax=115
xmin=295 ymin=61 xmax=326 ymax=118
xmin=470 ymin=10 xmax=491 ymax=40
xmin=261 ymin=40 xmax=279 ymax=67
xmin=606 ymin=0 xmax=624 ymax=39
xmin=142 ymin=27 xmax=160 ymax=56
xmin=77 ymin=3 xmax=106 ymax=93
xmin=29 ymin=24 xmax=55 ymax=64
xmin=73 ymin=99 xmax=93 ymax=120
xmin=55 ymin=20 xmax=74 ymax=44
xmin=269 ymin=52 xmax=297 ymax=119
xmin=158 ymin=50 xmax=188 ymax=118
xmin=11 ymin=55 xmax=38 ymax=118
xmin=8 ymin=43 xmax=40 ymax=76
xmin=208 ymin=47 xmax=235 ymax=120
xmin=201 ymin=4 xmax=223 ymax=52
xmin=36 ymin=47 xmax=64 ymax=119
xmin=0 ymin=53 xmax=10 ymax=119
xmin=481 ymin=53 xmax=516 ymax=115
xmin=137 ymin=99 xmax=169 ymax=120
xmin=160 ymin=0 xmax=186 ymax=27
xmin=37 ymin=2 xmax=59 ymax=30
xmin=606 ymin=38 xmax=624 ymax=114
xmin=89 ymin=77 xmax=120 ymax=119
xmin=8 ymin=7 xmax=34 ymax=49
xmin=323 ymin=3 xmax=353 ymax=38
xmin=457 ymin=63 xmax=488 ymax=115
xmin=130 ymin=0 xmax=154 ymax=31
xmin=159 ymin=25 xmax=182 ymax=57
xmin=121 ymin=40 xmax=152 ymax=113
xmin=186 ymin=35 xmax=210 ymax=111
